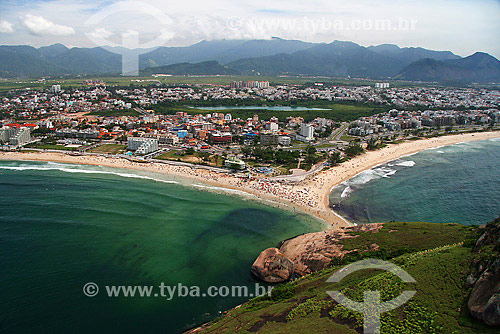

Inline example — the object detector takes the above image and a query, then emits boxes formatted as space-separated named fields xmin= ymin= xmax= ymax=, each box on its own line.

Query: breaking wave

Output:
xmin=0 ymin=162 xmax=179 ymax=184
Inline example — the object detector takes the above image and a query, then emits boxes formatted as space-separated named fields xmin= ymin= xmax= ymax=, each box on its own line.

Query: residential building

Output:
xmin=127 ymin=137 xmax=159 ymax=155
xmin=0 ymin=126 xmax=31 ymax=146
xmin=278 ymin=136 xmax=291 ymax=146
xmin=300 ymin=123 xmax=315 ymax=140
xmin=260 ymin=131 xmax=278 ymax=145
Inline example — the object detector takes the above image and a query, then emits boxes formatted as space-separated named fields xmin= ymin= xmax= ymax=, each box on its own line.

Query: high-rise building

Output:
xmin=375 ymin=83 xmax=390 ymax=89
xmin=300 ymin=124 xmax=315 ymax=140
xmin=127 ymin=137 xmax=159 ymax=155
xmin=0 ymin=126 xmax=31 ymax=146
xmin=230 ymin=81 xmax=270 ymax=89
xmin=267 ymin=122 xmax=279 ymax=132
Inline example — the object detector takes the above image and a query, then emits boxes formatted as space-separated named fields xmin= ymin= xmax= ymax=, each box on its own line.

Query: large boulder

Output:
xmin=484 ymin=293 xmax=500 ymax=326
xmin=467 ymin=217 xmax=500 ymax=327
xmin=468 ymin=264 xmax=500 ymax=325
xmin=251 ymin=248 xmax=294 ymax=283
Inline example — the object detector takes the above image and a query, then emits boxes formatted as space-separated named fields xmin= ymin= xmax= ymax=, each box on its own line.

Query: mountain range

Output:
xmin=1 ymin=38 xmax=499 ymax=83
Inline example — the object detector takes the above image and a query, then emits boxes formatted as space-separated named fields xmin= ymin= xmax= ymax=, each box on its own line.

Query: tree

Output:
xmin=329 ymin=152 xmax=342 ymax=166
xmin=305 ymin=145 xmax=316 ymax=155
xmin=366 ymin=137 xmax=379 ymax=150
xmin=344 ymin=144 xmax=364 ymax=157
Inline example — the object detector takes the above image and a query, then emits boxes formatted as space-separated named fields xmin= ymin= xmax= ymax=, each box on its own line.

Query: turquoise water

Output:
xmin=188 ymin=106 xmax=329 ymax=111
xmin=0 ymin=161 xmax=322 ymax=333
xmin=330 ymin=138 xmax=500 ymax=225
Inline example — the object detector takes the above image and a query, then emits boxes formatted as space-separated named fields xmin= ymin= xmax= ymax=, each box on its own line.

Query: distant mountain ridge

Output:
xmin=395 ymin=52 xmax=500 ymax=83
xmin=226 ymin=40 xmax=464 ymax=78
xmin=0 ymin=39 xmax=499 ymax=83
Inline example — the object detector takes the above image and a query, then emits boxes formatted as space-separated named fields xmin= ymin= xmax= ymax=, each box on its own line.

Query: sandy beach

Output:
xmin=1 ymin=131 xmax=499 ymax=229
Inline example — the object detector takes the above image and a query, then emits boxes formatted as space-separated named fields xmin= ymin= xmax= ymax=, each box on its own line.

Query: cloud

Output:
xmin=0 ymin=0 xmax=497 ymax=58
xmin=89 ymin=27 xmax=113 ymax=40
xmin=22 ymin=14 xmax=75 ymax=36
xmin=0 ymin=20 xmax=14 ymax=33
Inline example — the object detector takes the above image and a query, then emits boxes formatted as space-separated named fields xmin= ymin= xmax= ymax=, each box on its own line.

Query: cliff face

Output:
xmin=467 ymin=217 xmax=500 ymax=327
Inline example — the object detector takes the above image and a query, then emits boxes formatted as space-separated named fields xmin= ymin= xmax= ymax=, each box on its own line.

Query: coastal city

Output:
xmin=1 ymin=80 xmax=499 ymax=178
xmin=2 ymin=0 xmax=500 ymax=333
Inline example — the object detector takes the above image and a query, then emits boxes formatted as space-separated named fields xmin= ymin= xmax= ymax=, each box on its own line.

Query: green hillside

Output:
xmin=190 ymin=221 xmax=499 ymax=333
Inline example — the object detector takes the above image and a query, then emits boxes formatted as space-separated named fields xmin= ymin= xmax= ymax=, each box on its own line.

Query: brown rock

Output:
xmin=468 ymin=270 xmax=500 ymax=320
xmin=279 ymin=224 xmax=383 ymax=276
xmin=484 ymin=293 xmax=500 ymax=326
xmin=251 ymin=248 xmax=294 ymax=283
xmin=467 ymin=217 xmax=500 ymax=327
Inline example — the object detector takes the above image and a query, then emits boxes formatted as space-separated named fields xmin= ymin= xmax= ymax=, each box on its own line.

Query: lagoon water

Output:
xmin=0 ymin=161 xmax=321 ymax=333
xmin=330 ymin=138 xmax=500 ymax=225
xmin=189 ymin=106 xmax=329 ymax=111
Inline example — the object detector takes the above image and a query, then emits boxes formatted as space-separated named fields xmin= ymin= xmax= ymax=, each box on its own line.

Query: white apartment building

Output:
xmin=300 ymin=124 xmax=315 ymax=140
xmin=0 ymin=127 xmax=31 ymax=146
xmin=127 ymin=137 xmax=159 ymax=155
xmin=375 ymin=83 xmax=390 ymax=89
xmin=267 ymin=122 xmax=279 ymax=132
xmin=278 ymin=136 xmax=291 ymax=146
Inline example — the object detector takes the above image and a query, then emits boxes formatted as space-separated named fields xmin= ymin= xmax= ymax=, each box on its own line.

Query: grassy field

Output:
xmin=25 ymin=143 xmax=80 ymax=151
xmin=339 ymin=135 xmax=356 ymax=142
xmin=155 ymin=150 xmax=224 ymax=167
xmin=89 ymin=144 xmax=126 ymax=154
xmin=195 ymin=222 xmax=497 ymax=334
xmin=0 ymin=75 xmax=437 ymax=93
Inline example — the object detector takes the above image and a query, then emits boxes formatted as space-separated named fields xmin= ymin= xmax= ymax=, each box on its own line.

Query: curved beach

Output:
xmin=1 ymin=131 xmax=500 ymax=228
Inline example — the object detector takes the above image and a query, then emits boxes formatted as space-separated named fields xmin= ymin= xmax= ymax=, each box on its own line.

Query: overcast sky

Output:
xmin=0 ymin=0 xmax=499 ymax=58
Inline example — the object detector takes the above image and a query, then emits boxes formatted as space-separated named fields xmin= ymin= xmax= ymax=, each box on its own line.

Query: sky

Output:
xmin=0 ymin=0 xmax=499 ymax=58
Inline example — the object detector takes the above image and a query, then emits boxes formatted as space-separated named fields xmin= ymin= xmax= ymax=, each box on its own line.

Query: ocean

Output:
xmin=330 ymin=138 xmax=500 ymax=225
xmin=0 ymin=161 xmax=322 ymax=333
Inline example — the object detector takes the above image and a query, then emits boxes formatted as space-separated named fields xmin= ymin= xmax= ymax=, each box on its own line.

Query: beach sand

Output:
xmin=1 ymin=131 xmax=499 ymax=229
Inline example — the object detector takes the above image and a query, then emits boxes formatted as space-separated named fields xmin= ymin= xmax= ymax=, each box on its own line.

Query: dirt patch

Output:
xmin=247 ymin=310 xmax=289 ymax=332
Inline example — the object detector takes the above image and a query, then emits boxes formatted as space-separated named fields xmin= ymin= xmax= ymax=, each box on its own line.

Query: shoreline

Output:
xmin=1 ymin=131 xmax=500 ymax=230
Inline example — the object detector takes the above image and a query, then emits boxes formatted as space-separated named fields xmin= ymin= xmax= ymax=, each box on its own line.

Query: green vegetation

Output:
xmin=89 ymin=144 xmax=126 ymax=154
xmin=140 ymin=61 xmax=239 ymax=76
xmin=155 ymin=149 xmax=224 ymax=167
xmin=86 ymin=109 xmax=141 ymax=117
xmin=196 ymin=222 xmax=497 ymax=333
xmin=154 ymin=100 xmax=387 ymax=122
xmin=0 ymin=74 xmax=434 ymax=93
xmin=366 ymin=137 xmax=386 ymax=151
xmin=241 ymin=146 xmax=300 ymax=166
xmin=25 ymin=143 xmax=78 ymax=151
xmin=328 ymin=152 xmax=342 ymax=166
xmin=344 ymin=143 xmax=365 ymax=157
xmin=240 ymin=146 xmax=324 ymax=173
xmin=340 ymin=135 xmax=356 ymax=142
xmin=25 ymin=138 xmax=85 ymax=151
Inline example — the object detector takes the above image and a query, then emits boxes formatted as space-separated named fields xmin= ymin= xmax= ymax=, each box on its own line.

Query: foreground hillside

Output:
xmin=188 ymin=220 xmax=500 ymax=333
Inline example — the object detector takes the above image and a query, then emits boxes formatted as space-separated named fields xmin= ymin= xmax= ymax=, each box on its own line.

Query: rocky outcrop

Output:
xmin=279 ymin=224 xmax=382 ymax=276
xmin=467 ymin=218 xmax=500 ymax=327
xmin=251 ymin=224 xmax=383 ymax=282
xmin=251 ymin=248 xmax=295 ymax=283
